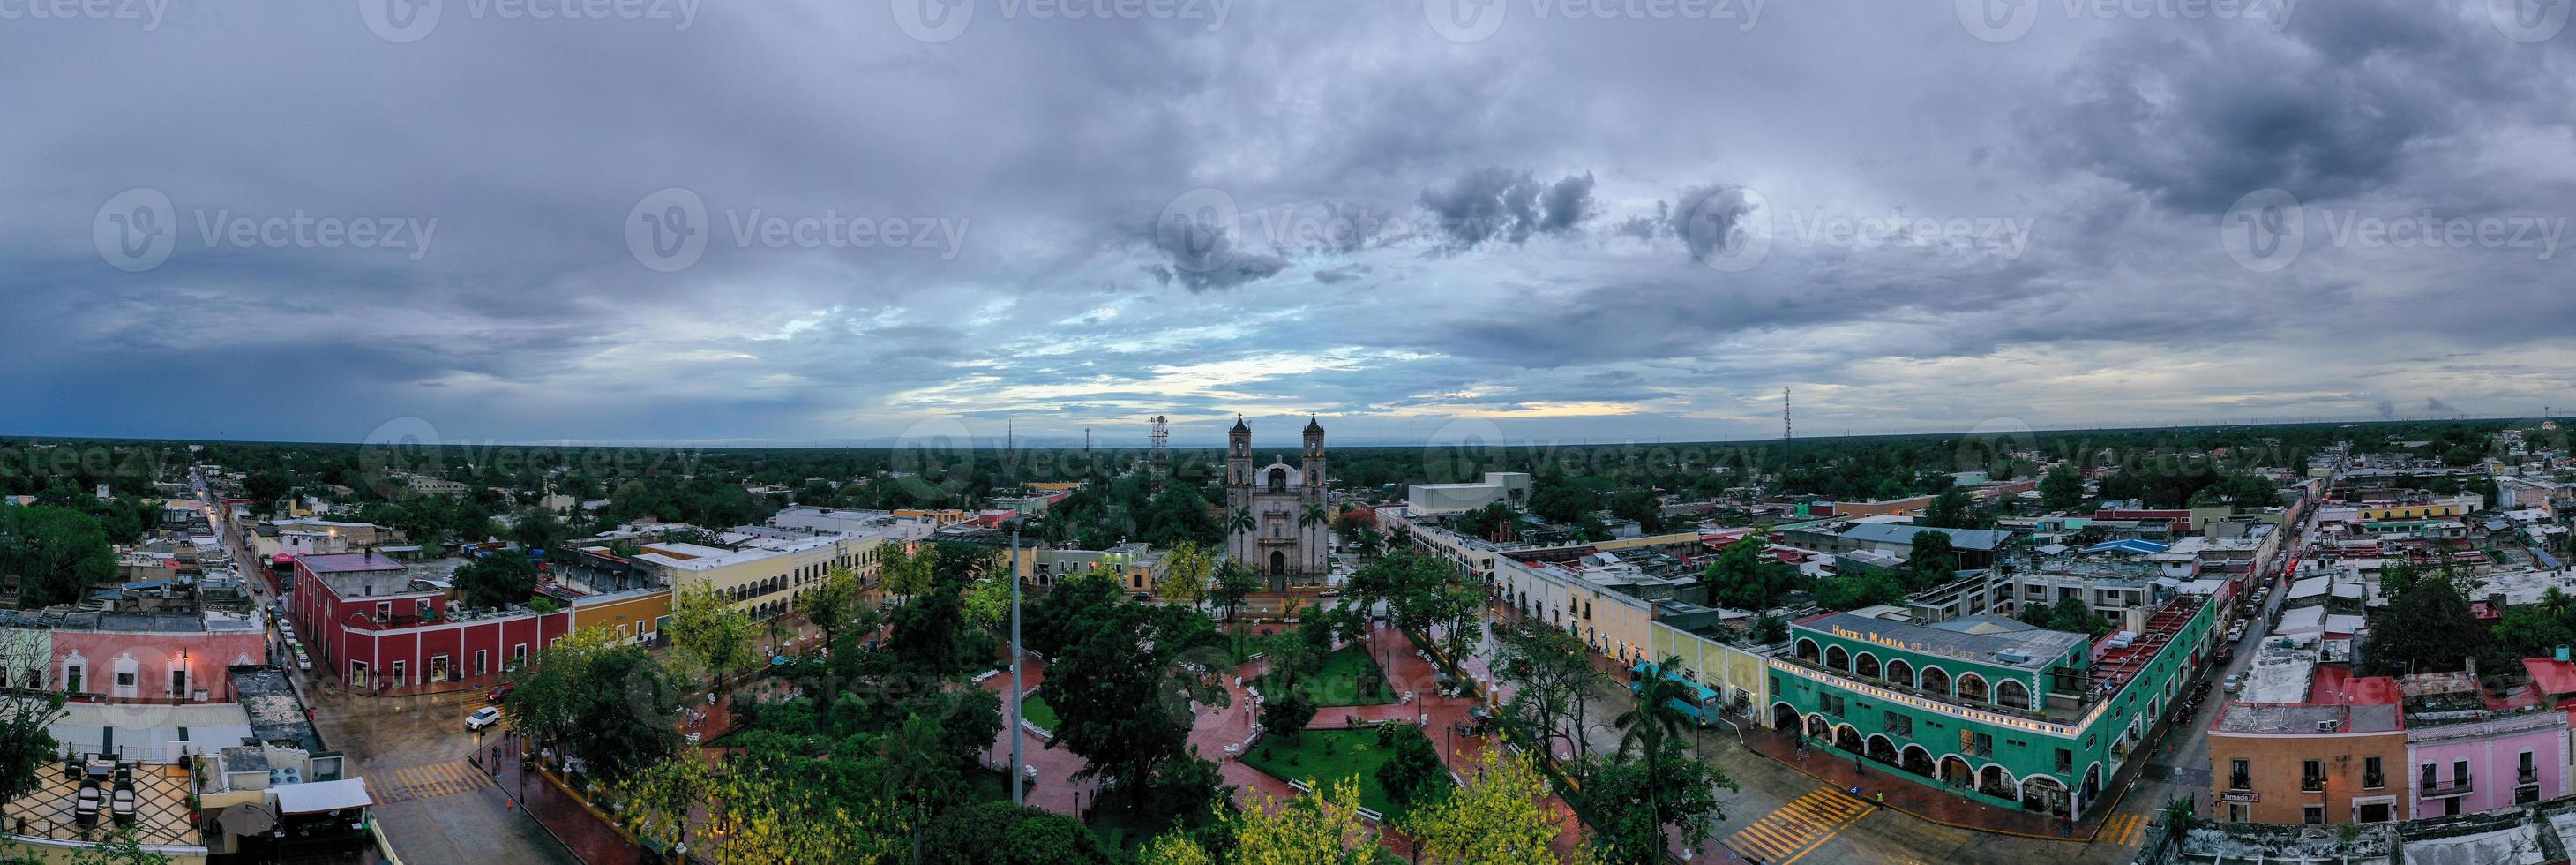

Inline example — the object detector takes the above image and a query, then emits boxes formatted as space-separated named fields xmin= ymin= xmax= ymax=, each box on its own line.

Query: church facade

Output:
xmin=1225 ymin=417 xmax=1330 ymax=591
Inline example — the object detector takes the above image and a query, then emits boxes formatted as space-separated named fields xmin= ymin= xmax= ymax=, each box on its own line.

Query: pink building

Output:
xmin=292 ymin=552 xmax=571 ymax=691
xmin=2399 ymin=672 xmax=2569 ymax=817
xmin=47 ymin=613 xmax=268 ymax=703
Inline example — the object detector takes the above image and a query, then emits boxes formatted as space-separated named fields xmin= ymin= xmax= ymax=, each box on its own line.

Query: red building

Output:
xmin=290 ymin=551 xmax=570 ymax=691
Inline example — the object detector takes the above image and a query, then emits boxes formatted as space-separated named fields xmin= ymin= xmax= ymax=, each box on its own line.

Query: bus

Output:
xmin=1627 ymin=661 xmax=1725 ymax=727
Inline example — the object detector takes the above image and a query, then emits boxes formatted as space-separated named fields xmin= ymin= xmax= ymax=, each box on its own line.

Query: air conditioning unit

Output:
xmin=2316 ymin=719 xmax=2340 ymax=732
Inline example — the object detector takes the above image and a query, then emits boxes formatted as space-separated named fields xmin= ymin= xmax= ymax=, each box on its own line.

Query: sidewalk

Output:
xmin=1736 ymin=720 xmax=2099 ymax=841
xmin=473 ymin=733 xmax=648 ymax=865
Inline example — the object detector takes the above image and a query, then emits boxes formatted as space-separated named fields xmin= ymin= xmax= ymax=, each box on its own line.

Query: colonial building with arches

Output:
xmin=1765 ymin=594 xmax=2219 ymax=824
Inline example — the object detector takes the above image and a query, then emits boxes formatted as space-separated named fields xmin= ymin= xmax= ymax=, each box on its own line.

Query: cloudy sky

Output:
xmin=4 ymin=0 xmax=2572 ymax=448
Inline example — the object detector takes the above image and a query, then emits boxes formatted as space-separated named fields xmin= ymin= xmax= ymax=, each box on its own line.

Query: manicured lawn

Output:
xmin=1259 ymin=643 xmax=1397 ymax=707
xmin=1240 ymin=726 xmax=1447 ymax=824
xmin=1226 ymin=628 xmax=1264 ymax=664
xmin=1019 ymin=691 xmax=1058 ymax=733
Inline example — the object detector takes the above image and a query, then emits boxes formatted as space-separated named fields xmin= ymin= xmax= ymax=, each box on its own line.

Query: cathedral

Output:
xmin=1225 ymin=416 xmax=1329 ymax=591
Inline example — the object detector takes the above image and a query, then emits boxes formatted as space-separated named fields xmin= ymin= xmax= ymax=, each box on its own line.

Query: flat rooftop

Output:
xmin=4 ymin=763 xmax=200 ymax=848
xmin=1800 ymin=611 xmax=2087 ymax=671
xmin=2238 ymin=639 xmax=2322 ymax=703
xmin=2216 ymin=701 xmax=2401 ymax=734
xmin=2088 ymin=595 xmax=2209 ymax=693
xmin=233 ymin=666 xmax=327 ymax=754
xmin=295 ymin=551 xmax=409 ymax=574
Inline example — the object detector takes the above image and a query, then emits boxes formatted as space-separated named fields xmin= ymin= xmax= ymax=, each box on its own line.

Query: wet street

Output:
xmin=304 ymin=677 xmax=582 ymax=865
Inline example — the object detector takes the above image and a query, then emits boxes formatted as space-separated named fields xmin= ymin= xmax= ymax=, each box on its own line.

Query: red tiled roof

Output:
xmin=2305 ymin=666 xmax=2400 ymax=705
xmin=2524 ymin=658 xmax=2576 ymax=696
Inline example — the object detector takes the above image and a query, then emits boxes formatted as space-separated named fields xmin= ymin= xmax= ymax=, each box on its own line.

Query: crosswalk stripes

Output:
xmin=1721 ymin=788 xmax=1875 ymax=864
xmin=2100 ymin=812 xmax=2148 ymax=846
xmin=365 ymin=760 xmax=491 ymax=804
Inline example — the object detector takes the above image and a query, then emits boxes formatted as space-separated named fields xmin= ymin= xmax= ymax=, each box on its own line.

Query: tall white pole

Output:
xmin=1010 ymin=530 xmax=1024 ymax=806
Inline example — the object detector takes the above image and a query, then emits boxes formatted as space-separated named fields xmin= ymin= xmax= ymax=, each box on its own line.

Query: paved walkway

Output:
xmin=472 ymin=732 xmax=648 ymax=865
xmin=1734 ymin=722 xmax=2093 ymax=842
xmin=978 ymin=618 xmax=1588 ymax=858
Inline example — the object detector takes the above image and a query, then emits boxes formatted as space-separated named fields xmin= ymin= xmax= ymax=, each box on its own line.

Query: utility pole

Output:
xmin=1009 ymin=530 xmax=1025 ymax=806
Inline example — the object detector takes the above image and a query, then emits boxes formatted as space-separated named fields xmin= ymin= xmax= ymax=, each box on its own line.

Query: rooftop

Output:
xmin=1838 ymin=523 xmax=2014 ymax=552
xmin=295 ymin=551 xmax=409 ymax=575
xmin=1797 ymin=610 xmax=2087 ymax=671
xmin=233 ymin=666 xmax=327 ymax=755
xmin=4 ymin=762 xmax=200 ymax=848
xmin=2086 ymin=595 xmax=2209 ymax=694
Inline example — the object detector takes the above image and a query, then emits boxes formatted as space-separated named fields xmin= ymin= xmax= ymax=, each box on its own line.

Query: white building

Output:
xmin=1404 ymin=471 xmax=1532 ymax=517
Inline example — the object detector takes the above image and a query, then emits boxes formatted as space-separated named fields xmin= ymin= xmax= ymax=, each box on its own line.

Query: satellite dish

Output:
xmin=217 ymin=803 xmax=276 ymax=837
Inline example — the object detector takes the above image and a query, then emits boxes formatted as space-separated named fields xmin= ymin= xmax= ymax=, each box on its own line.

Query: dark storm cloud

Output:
xmin=1 ymin=1 xmax=2569 ymax=443
xmin=2021 ymin=0 xmax=2575 ymax=213
xmin=1312 ymin=264 xmax=1371 ymax=284
xmin=1418 ymin=168 xmax=1598 ymax=249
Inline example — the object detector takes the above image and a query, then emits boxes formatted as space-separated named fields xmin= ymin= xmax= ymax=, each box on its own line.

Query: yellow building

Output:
xmin=1494 ymin=555 xmax=1658 ymax=665
xmin=635 ymin=532 xmax=902 ymax=621
xmin=2356 ymin=498 xmax=2476 ymax=521
xmin=570 ymin=585 xmax=675 ymax=644
xmin=893 ymin=508 xmax=972 ymax=526
xmin=1648 ymin=620 xmax=1773 ymax=714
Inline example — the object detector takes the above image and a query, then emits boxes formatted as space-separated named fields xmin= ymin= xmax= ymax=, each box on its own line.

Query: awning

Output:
xmin=273 ymin=778 xmax=373 ymax=814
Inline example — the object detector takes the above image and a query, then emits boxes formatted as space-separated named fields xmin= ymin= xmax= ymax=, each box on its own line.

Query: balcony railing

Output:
xmin=2421 ymin=775 xmax=2473 ymax=797
xmin=2520 ymin=768 xmax=2540 ymax=785
xmin=2364 ymin=773 xmax=2385 ymax=790
xmin=2302 ymin=777 xmax=2324 ymax=793
xmin=1774 ymin=654 xmax=2090 ymax=724
xmin=2229 ymin=775 xmax=2253 ymax=791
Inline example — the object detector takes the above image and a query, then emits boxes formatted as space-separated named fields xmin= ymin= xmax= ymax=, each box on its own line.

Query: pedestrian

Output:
xmin=1877 ymin=792 xmax=1884 ymax=805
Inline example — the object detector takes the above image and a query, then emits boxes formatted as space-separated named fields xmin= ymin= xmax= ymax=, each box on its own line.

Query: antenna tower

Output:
xmin=1149 ymin=415 xmax=1170 ymax=490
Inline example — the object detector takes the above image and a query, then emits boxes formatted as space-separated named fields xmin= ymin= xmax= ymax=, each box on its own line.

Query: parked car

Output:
xmin=294 ymin=651 xmax=311 ymax=671
xmin=2223 ymin=673 xmax=2243 ymax=693
xmin=487 ymin=685 xmax=516 ymax=704
xmin=466 ymin=706 xmax=503 ymax=732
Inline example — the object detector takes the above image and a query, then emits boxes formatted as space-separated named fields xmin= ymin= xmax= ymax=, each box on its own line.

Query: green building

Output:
xmin=1764 ymin=593 xmax=2219 ymax=821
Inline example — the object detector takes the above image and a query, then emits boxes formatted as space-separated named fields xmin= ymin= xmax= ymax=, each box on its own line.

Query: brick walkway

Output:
xmin=471 ymin=733 xmax=648 ymax=865
xmin=978 ymin=620 xmax=1588 ymax=859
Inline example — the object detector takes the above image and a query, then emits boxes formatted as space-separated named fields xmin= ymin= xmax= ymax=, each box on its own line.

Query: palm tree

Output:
xmin=878 ymin=712 xmax=959 ymax=862
xmin=1227 ymin=506 xmax=1255 ymax=538
xmin=1616 ymin=655 xmax=1697 ymax=854
xmin=1299 ymin=502 xmax=1329 ymax=533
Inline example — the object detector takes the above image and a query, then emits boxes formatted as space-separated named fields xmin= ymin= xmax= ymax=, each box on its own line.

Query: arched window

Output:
xmin=1854 ymin=651 xmax=1881 ymax=679
xmin=1918 ymin=666 xmax=1951 ymax=696
xmin=1885 ymin=658 xmax=1916 ymax=688
xmin=1795 ymin=639 xmax=1821 ymax=663
xmin=1956 ymin=673 xmax=1989 ymax=703
xmin=1824 ymin=645 xmax=1850 ymax=673
xmin=1996 ymin=679 xmax=2033 ymax=711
